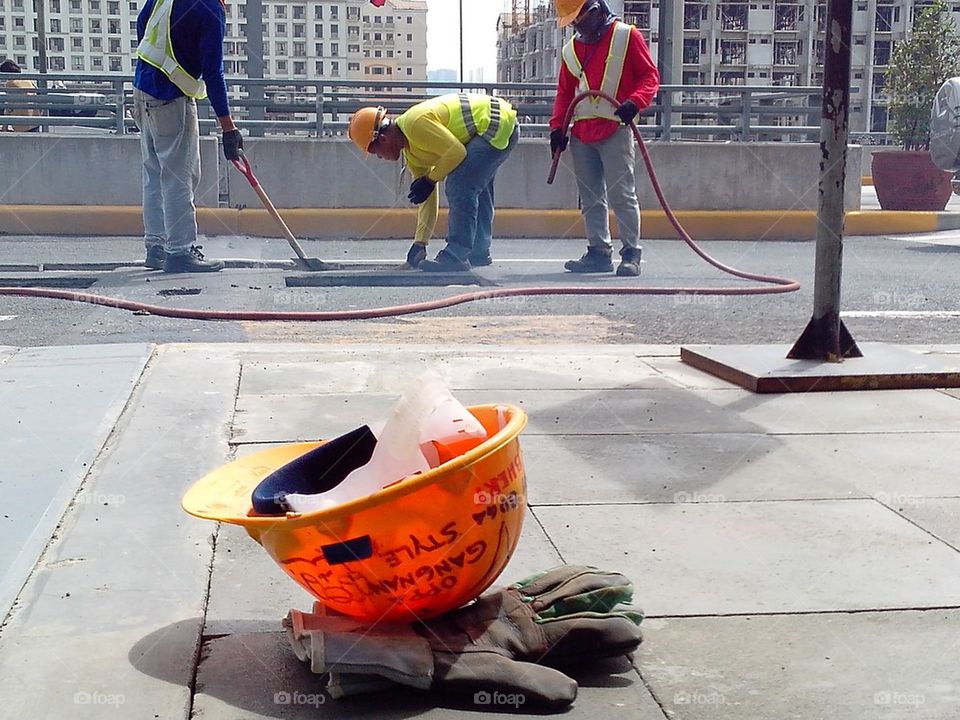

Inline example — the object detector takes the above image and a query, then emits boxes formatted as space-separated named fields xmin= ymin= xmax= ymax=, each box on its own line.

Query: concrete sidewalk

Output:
xmin=1 ymin=342 xmax=959 ymax=719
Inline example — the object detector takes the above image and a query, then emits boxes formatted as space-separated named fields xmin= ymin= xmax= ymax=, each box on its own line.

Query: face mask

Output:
xmin=573 ymin=1 xmax=611 ymax=43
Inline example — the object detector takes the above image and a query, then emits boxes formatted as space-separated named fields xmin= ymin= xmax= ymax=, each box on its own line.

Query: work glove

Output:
xmin=222 ymin=128 xmax=243 ymax=161
xmin=614 ymin=99 xmax=639 ymax=125
xmin=284 ymin=565 xmax=643 ymax=710
xmin=408 ymin=176 xmax=437 ymax=205
xmin=550 ymin=128 xmax=569 ymax=157
xmin=405 ymin=242 xmax=428 ymax=268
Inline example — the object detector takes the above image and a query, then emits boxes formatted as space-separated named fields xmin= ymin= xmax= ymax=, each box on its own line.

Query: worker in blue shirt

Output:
xmin=133 ymin=0 xmax=240 ymax=273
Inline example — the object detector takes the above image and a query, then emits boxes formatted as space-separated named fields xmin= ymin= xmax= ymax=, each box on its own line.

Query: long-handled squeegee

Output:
xmin=231 ymin=152 xmax=335 ymax=271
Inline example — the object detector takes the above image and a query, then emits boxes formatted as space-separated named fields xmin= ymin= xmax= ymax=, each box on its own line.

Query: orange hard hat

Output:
xmin=555 ymin=0 xmax=589 ymax=28
xmin=348 ymin=105 xmax=387 ymax=154
xmin=181 ymin=404 xmax=529 ymax=622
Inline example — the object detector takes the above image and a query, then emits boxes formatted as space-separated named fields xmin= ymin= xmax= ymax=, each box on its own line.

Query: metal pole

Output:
xmin=36 ymin=0 xmax=48 ymax=77
xmin=245 ymin=0 xmax=265 ymax=137
xmin=787 ymin=0 xmax=861 ymax=361
xmin=656 ymin=0 xmax=682 ymax=140
xmin=459 ymin=0 xmax=464 ymax=85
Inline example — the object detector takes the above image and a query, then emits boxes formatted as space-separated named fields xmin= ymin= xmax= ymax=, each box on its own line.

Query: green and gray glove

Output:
xmin=284 ymin=565 xmax=643 ymax=710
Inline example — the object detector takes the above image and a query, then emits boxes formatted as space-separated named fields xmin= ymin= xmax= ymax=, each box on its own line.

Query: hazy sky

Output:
xmin=425 ymin=0 xmax=509 ymax=80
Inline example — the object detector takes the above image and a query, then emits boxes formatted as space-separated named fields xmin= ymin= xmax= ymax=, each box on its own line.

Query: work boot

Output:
xmin=419 ymin=249 xmax=471 ymax=272
xmin=163 ymin=245 xmax=225 ymax=273
xmin=616 ymin=247 xmax=642 ymax=277
xmin=144 ymin=245 xmax=165 ymax=270
xmin=405 ymin=242 xmax=427 ymax=268
xmin=564 ymin=246 xmax=614 ymax=273
xmin=468 ymin=253 xmax=493 ymax=267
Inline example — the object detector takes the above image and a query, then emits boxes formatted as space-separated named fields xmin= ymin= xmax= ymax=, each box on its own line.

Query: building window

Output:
xmin=315 ymin=42 xmax=323 ymax=55
xmin=71 ymin=56 xmax=84 ymax=70
xmin=348 ymin=61 xmax=360 ymax=71
xmin=315 ymin=60 xmax=324 ymax=75
xmin=275 ymin=5 xmax=286 ymax=18
xmin=294 ymin=61 xmax=305 ymax=75
xmin=107 ymin=0 xmax=118 ymax=15
xmin=314 ymin=5 xmax=322 ymax=19
xmin=109 ymin=56 xmax=122 ymax=71
xmin=315 ymin=24 xmax=323 ymax=37
xmin=277 ymin=59 xmax=287 ymax=73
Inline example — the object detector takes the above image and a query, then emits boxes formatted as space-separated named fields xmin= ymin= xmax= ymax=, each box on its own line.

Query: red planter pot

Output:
xmin=871 ymin=150 xmax=953 ymax=211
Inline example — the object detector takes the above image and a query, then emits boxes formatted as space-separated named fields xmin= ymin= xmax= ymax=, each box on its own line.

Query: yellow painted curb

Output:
xmin=0 ymin=205 xmax=949 ymax=240
xmin=844 ymin=211 xmax=939 ymax=235
xmin=862 ymin=176 xmax=874 ymax=186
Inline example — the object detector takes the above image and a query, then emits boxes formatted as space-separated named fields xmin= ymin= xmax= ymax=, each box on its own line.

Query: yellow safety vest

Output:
xmin=561 ymin=21 xmax=631 ymax=122
xmin=136 ymin=0 xmax=207 ymax=100
xmin=438 ymin=93 xmax=518 ymax=150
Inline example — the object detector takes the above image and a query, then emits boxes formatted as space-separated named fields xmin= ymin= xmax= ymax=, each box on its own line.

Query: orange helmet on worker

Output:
xmin=347 ymin=105 xmax=387 ymax=154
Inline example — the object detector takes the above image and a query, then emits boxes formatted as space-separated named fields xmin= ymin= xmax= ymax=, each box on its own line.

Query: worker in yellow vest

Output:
xmin=551 ymin=0 xmax=659 ymax=277
xmin=348 ymin=93 xmax=519 ymax=272
xmin=133 ymin=0 xmax=240 ymax=273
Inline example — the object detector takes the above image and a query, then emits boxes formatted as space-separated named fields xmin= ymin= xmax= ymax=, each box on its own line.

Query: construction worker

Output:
xmin=347 ymin=93 xmax=519 ymax=272
xmin=550 ymin=0 xmax=659 ymax=276
xmin=133 ymin=0 xmax=242 ymax=273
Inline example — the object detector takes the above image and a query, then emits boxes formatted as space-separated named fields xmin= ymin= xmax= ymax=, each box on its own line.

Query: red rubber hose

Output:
xmin=0 ymin=91 xmax=799 ymax=321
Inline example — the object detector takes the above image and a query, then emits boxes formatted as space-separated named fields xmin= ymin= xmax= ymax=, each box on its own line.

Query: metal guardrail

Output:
xmin=0 ymin=73 xmax=894 ymax=144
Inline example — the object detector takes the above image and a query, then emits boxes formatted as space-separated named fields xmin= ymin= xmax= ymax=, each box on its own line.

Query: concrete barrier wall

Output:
xmin=0 ymin=135 xmax=221 ymax=207
xmin=229 ymin=138 xmax=862 ymax=212
xmin=0 ymin=135 xmax=861 ymax=211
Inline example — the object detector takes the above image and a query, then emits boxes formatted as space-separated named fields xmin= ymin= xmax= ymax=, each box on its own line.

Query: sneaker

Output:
xmin=564 ymin=246 xmax=614 ymax=273
xmin=468 ymin=254 xmax=493 ymax=267
xmin=419 ymin=250 xmax=471 ymax=272
xmin=405 ymin=242 xmax=427 ymax=268
xmin=144 ymin=245 xmax=165 ymax=270
xmin=163 ymin=245 xmax=225 ymax=273
xmin=616 ymin=247 xmax=642 ymax=277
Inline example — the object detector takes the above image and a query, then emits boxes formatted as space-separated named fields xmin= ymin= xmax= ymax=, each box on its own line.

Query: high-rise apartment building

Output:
xmin=496 ymin=0 xmax=960 ymax=133
xmin=0 ymin=0 xmax=427 ymax=82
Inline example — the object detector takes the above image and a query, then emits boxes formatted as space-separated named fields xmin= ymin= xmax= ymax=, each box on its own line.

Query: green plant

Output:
xmin=885 ymin=0 xmax=960 ymax=150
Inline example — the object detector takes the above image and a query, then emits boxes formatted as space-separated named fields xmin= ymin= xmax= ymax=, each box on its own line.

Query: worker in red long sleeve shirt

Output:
xmin=550 ymin=0 xmax=659 ymax=276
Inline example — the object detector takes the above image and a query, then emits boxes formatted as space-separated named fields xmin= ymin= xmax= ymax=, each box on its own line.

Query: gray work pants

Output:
xmin=132 ymin=89 xmax=200 ymax=255
xmin=570 ymin=126 xmax=641 ymax=252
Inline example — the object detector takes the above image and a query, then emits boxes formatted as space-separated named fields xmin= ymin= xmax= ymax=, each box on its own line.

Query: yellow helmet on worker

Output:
xmin=348 ymin=105 xmax=387 ymax=154
xmin=555 ymin=0 xmax=591 ymax=28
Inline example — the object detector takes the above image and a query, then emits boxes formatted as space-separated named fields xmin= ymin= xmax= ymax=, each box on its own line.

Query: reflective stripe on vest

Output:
xmin=561 ymin=21 xmax=631 ymax=122
xmin=441 ymin=93 xmax=516 ymax=150
xmin=136 ymin=0 xmax=207 ymax=100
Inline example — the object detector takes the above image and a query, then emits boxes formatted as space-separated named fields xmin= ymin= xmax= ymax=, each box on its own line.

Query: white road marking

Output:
xmin=0 ymin=315 xmax=17 ymax=322
xmin=842 ymin=310 xmax=960 ymax=319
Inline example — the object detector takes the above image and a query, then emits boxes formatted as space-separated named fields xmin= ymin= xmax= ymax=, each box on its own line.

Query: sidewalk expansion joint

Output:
xmin=644 ymin=605 xmax=960 ymax=620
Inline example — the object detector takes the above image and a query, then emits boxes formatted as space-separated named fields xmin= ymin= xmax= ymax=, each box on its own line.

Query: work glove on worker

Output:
xmin=550 ymin=128 xmax=569 ymax=158
xmin=614 ymin=99 xmax=639 ymax=125
xmin=408 ymin=176 xmax=437 ymax=205
xmin=284 ymin=565 xmax=643 ymax=710
xmin=222 ymin=129 xmax=243 ymax=161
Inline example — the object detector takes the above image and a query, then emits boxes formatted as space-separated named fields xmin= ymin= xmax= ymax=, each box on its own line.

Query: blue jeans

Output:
xmin=441 ymin=125 xmax=520 ymax=262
